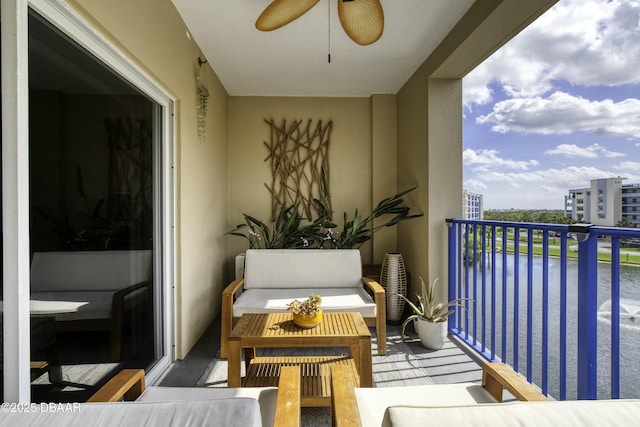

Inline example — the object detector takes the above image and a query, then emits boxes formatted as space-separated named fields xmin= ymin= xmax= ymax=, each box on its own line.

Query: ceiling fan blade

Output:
xmin=338 ymin=0 xmax=384 ymax=45
xmin=256 ymin=0 xmax=320 ymax=31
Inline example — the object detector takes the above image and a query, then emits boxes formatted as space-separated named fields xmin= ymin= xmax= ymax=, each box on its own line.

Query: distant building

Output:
xmin=463 ymin=190 xmax=484 ymax=220
xmin=564 ymin=177 xmax=640 ymax=227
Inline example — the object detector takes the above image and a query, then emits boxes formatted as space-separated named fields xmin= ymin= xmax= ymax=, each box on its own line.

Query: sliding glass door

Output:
xmin=2 ymin=1 xmax=174 ymax=402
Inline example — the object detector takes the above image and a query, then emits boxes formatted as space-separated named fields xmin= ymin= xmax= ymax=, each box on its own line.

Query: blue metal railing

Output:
xmin=446 ymin=219 xmax=640 ymax=400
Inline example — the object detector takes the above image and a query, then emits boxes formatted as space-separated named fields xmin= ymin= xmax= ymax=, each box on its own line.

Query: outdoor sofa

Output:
xmin=220 ymin=249 xmax=386 ymax=358
xmin=0 ymin=366 xmax=300 ymax=427
xmin=331 ymin=362 xmax=640 ymax=427
xmin=30 ymin=250 xmax=152 ymax=360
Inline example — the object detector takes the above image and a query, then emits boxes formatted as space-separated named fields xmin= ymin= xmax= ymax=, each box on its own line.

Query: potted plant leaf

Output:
xmin=226 ymin=201 xmax=327 ymax=249
xmin=397 ymin=277 xmax=471 ymax=350
xmin=226 ymin=186 xmax=423 ymax=250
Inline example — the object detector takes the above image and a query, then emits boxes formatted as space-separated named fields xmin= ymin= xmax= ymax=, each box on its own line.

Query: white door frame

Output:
xmin=1 ymin=0 xmax=176 ymax=401
xmin=1 ymin=0 xmax=32 ymax=403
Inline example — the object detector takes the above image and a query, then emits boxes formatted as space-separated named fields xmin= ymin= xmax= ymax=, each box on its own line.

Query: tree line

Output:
xmin=484 ymin=209 xmax=635 ymax=229
xmin=484 ymin=210 xmax=573 ymax=224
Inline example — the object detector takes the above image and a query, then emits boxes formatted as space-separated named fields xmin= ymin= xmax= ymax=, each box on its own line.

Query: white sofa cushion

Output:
xmin=381 ymin=399 xmax=640 ymax=427
xmin=0 ymin=399 xmax=262 ymax=427
xmin=354 ymin=383 xmax=496 ymax=427
xmin=31 ymin=250 xmax=152 ymax=292
xmin=243 ymin=249 xmax=362 ymax=289
xmin=232 ymin=287 xmax=377 ymax=318
xmin=137 ymin=386 xmax=278 ymax=427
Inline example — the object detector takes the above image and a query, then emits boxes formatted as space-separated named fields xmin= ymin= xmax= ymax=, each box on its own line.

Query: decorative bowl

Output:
xmin=292 ymin=310 xmax=323 ymax=328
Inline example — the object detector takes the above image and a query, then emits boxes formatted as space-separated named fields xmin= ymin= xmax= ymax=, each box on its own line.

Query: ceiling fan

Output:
xmin=256 ymin=0 xmax=384 ymax=46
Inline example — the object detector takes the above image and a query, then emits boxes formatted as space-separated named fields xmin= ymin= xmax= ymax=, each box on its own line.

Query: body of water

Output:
xmin=463 ymin=254 xmax=640 ymax=400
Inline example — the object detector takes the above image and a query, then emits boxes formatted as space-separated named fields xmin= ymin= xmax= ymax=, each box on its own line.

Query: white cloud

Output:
xmin=599 ymin=147 xmax=627 ymax=158
xmin=545 ymin=143 xmax=625 ymax=158
xmin=462 ymin=0 xmax=640 ymax=209
xmin=463 ymin=0 xmax=640 ymax=107
xmin=471 ymin=167 xmax=592 ymax=209
xmin=467 ymin=163 xmax=640 ymax=209
xmin=463 ymin=149 xmax=538 ymax=172
xmin=463 ymin=178 xmax=487 ymax=192
xmin=476 ymin=92 xmax=640 ymax=139
xmin=463 ymin=148 xmax=640 ymax=208
xmin=465 ymin=149 xmax=639 ymax=186
xmin=616 ymin=161 xmax=640 ymax=172
xmin=478 ymin=166 xmax=617 ymax=186
xmin=545 ymin=144 xmax=597 ymax=158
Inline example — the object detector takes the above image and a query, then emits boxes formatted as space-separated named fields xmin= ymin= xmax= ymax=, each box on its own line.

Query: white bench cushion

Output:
xmin=382 ymin=399 xmax=640 ymax=427
xmin=243 ymin=249 xmax=362 ymax=289
xmin=137 ymin=386 xmax=278 ymax=427
xmin=354 ymin=383 xmax=496 ymax=427
xmin=31 ymin=250 xmax=152 ymax=292
xmin=0 ymin=399 xmax=262 ymax=427
xmin=232 ymin=287 xmax=377 ymax=318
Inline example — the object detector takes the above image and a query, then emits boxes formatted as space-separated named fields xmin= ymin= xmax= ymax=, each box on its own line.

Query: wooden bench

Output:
xmin=244 ymin=355 xmax=359 ymax=407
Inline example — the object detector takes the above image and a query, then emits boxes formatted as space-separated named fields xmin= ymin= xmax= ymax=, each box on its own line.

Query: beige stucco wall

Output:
xmin=397 ymin=73 xmax=431 ymax=300
xmin=227 ymin=95 xmax=406 ymax=272
xmin=371 ymin=94 xmax=399 ymax=263
xmin=426 ymin=79 xmax=463 ymax=297
xmin=398 ymin=77 xmax=463 ymax=302
xmin=227 ymin=96 xmax=380 ymax=266
xmin=68 ymin=0 xmax=229 ymax=358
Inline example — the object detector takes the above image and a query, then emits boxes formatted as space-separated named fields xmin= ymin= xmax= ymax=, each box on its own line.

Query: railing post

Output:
xmin=572 ymin=224 xmax=598 ymax=399
xmin=446 ymin=219 xmax=457 ymax=332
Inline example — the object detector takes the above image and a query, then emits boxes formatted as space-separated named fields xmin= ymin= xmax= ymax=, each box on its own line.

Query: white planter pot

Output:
xmin=414 ymin=317 xmax=447 ymax=350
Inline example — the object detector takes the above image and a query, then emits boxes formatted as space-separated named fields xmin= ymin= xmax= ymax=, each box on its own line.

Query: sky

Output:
xmin=462 ymin=0 xmax=640 ymax=210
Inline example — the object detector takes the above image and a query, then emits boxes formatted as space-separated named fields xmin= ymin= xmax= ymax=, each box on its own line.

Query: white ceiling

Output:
xmin=171 ymin=1 xmax=474 ymax=97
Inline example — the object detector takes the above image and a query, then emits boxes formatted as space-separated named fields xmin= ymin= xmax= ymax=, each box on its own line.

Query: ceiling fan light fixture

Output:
xmin=255 ymin=0 xmax=384 ymax=46
xmin=256 ymin=0 xmax=320 ymax=31
xmin=338 ymin=0 xmax=384 ymax=46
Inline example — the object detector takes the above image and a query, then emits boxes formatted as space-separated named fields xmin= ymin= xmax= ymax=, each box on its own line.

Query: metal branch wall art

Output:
xmin=263 ymin=118 xmax=333 ymax=220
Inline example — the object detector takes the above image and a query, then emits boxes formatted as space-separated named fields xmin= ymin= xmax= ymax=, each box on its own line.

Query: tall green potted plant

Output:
xmin=226 ymin=187 xmax=422 ymax=249
xmin=226 ymin=202 xmax=327 ymax=249
xmin=397 ymin=277 xmax=471 ymax=350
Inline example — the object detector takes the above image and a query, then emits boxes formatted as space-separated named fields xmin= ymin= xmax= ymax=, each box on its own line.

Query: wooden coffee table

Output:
xmin=227 ymin=312 xmax=373 ymax=407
